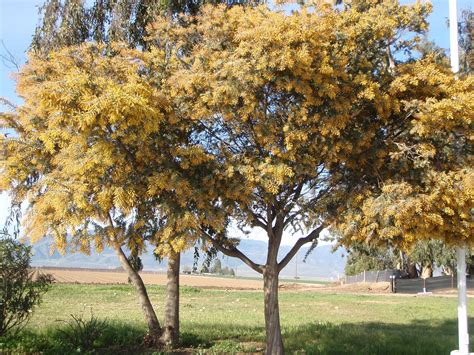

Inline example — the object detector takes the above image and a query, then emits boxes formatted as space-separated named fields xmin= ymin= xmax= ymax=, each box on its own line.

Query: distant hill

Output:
xmin=30 ymin=237 xmax=346 ymax=280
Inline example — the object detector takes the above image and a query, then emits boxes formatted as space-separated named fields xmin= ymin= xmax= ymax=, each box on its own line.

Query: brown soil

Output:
xmin=33 ymin=267 xmax=324 ymax=290
xmin=31 ymin=268 xmax=474 ymax=297
xmin=311 ymin=281 xmax=474 ymax=297
xmin=320 ymin=281 xmax=392 ymax=294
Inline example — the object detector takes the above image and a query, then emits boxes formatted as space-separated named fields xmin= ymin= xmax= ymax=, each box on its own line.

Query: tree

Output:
xmin=210 ymin=259 xmax=222 ymax=274
xmin=3 ymin=2 xmax=469 ymax=354
xmin=343 ymin=239 xmax=470 ymax=278
xmin=148 ymin=2 xmax=448 ymax=353
xmin=221 ymin=266 xmax=235 ymax=276
xmin=127 ymin=251 xmax=144 ymax=284
xmin=335 ymin=69 xmax=473 ymax=251
xmin=410 ymin=240 xmax=440 ymax=278
xmin=334 ymin=10 xmax=473 ymax=287
xmin=458 ymin=9 xmax=473 ymax=74
xmin=339 ymin=9 xmax=473 ymax=280
xmin=28 ymin=0 xmax=263 ymax=348
xmin=0 ymin=236 xmax=53 ymax=336
xmin=162 ymin=250 xmax=180 ymax=345
xmin=31 ymin=0 xmax=262 ymax=54
xmin=344 ymin=242 xmax=397 ymax=276
xmin=0 ymin=43 xmax=182 ymax=344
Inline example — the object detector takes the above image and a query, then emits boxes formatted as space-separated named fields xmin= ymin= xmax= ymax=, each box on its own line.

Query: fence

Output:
xmin=344 ymin=269 xmax=474 ymax=293
xmin=344 ymin=269 xmax=401 ymax=284
xmin=394 ymin=275 xmax=474 ymax=294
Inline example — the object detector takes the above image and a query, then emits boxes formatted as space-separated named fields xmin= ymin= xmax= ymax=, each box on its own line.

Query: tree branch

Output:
xmin=277 ymin=224 xmax=325 ymax=273
xmin=283 ymin=186 xmax=332 ymax=228
xmin=250 ymin=211 xmax=267 ymax=230
xmin=1 ymin=40 xmax=20 ymax=71
xmin=199 ymin=227 xmax=264 ymax=274
xmin=386 ymin=45 xmax=396 ymax=73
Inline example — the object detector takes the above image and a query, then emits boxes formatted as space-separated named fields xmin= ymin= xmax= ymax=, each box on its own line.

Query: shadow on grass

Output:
xmin=283 ymin=319 xmax=465 ymax=355
xmin=1 ymin=318 xmax=471 ymax=354
xmin=182 ymin=318 xmax=472 ymax=354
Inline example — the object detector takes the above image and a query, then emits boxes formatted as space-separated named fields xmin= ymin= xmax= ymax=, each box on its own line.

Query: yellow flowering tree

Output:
xmin=146 ymin=2 xmax=471 ymax=353
xmin=335 ymin=61 xmax=473 ymax=250
xmin=26 ymin=0 xmax=264 ymax=348
xmin=0 ymin=43 xmax=205 ymax=345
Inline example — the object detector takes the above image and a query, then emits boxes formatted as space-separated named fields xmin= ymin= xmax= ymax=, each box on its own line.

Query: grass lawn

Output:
xmin=201 ymin=274 xmax=331 ymax=285
xmin=1 ymin=284 xmax=473 ymax=354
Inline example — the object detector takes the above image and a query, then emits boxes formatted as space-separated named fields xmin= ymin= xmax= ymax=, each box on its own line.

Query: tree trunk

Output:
xmin=112 ymin=243 xmax=162 ymax=344
xmin=160 ymin=251 xmax=180 ymax=347
xmin=263 ymin=265 xmax=284 ymax=355
xmin=398 ymin=251 xmax=405 ymax=271
xmin=421 ymin=263 xmax=433 ymax=279
xmin=408 ymin=262 xmax=418 ymax=278
xmin=442 ymin=265 xmax=454 ymax=276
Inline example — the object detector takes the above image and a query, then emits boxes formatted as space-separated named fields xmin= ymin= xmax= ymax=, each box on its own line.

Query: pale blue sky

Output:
xmin=0 ymin=0 xmax=472 ymax=243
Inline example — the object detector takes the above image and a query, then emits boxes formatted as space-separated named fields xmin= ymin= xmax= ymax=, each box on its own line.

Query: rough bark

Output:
xmin=160 ymin=251 xmax=180 ymax=347
xmin=263 ymin=215 xmax=284 ymax=355
xmin=263 ymin=265 xmax=284 ymax=355
xmin=112 ymin=242 xmax=162 ymax=344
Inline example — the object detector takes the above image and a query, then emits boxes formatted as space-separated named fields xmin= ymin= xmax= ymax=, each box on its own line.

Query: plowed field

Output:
xmin=33 ymin=267 xmax=324 ymax=290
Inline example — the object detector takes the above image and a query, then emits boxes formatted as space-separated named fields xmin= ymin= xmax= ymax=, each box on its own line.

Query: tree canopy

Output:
xmin=335 ymin=61 xmax=473 ymax=249
xmin=0 ymin=42 xmax=203 ymax=342
xmin=142 ymin=2 xmax=472 ymax=353
xmin=31 ymin=0 xmax=262 ymax=54
xmin=1 ymin=1 xmax=472 ymax=353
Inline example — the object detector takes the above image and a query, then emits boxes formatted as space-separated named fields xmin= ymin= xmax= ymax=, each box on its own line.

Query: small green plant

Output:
xmin=0 ymin=236 xmax=53 ymax=336
xmin=210 ymin=340 xmax=243 ymax=353
xmin=180 ymin=331 xmax=210 ymax=348
xmin=181 ymin=286 xmax=202 ymax=294
xmin=58 ymin=311 xmax=108 ymax=352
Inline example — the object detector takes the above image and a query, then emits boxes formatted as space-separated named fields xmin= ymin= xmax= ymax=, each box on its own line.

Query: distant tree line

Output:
xmin=344 ymin=240 xmax=474 ymax=279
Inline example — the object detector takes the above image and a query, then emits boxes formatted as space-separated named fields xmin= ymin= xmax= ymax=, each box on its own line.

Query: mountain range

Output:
xmin=30 ymin=237 xmax=346 ymax=280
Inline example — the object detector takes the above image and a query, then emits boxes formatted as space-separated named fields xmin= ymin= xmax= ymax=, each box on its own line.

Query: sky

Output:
xmin=0 ymin=0 xmax=472 ymax=245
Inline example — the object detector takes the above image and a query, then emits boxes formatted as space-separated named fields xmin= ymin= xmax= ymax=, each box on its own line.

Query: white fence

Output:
xmin=344 ymin=269 xmax=401 ymax=284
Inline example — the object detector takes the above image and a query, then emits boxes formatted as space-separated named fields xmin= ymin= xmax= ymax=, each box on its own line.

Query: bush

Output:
xmin=58 ymin=312 xmax=108 ymax=352
xmin=0 ymin=237 xmax=53 ymax=336
xmin=0 ymin=319 xmax=144 ymax=354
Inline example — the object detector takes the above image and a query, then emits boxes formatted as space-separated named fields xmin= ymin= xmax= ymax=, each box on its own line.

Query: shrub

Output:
xmin=58 ymin=311 xmax=108 ymax=352
xmin=0 ymin=237 xmax=53 ymax=336
xmin=0 ymin=319 xmax=144 ymax=354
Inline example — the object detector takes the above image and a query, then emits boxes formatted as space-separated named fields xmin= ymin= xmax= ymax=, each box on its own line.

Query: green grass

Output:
xmin=1 ymin=284 xmax=472 ymax=354
xmin=201 ymin=273 xmax=331 ymax=285
xmin=278 ymin=277 xmax=330 ymax=285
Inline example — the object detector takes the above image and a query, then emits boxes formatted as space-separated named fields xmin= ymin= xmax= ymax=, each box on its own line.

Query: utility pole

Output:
xmin=449 ymin=1 xmax=470 ymax=354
